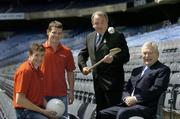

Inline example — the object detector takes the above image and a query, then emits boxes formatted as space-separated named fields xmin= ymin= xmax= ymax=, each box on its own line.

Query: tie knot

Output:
xmin=96 ymin=34 xmax=102 ymax=48
xmin=96 ymin=34 xmax=102 ymax=44
xmin=144 ymin=66 xmax=148 ymax=71
xmin=141 ymin=66 xmax=149 ymax=77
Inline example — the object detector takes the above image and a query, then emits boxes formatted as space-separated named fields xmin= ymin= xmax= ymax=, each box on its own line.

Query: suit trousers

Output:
xmin=98 ymin=104 xmax=154 ymax=119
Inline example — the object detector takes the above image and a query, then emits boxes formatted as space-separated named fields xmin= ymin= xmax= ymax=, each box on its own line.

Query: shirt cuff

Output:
xmin=132 ymin=96 xmax=138 ymax=102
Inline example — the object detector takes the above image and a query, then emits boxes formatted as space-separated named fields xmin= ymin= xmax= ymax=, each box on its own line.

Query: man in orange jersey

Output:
xmin=41 ymin=20 xmax=75 ymax=119
xmin=13 ymin=43 xmax=56 ymax=119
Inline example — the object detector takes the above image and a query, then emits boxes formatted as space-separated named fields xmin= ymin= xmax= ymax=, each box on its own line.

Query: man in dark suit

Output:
xmin=78 ymin=11 xmax=130 ymax=118
xmin=98 ymin=42 xmax=171 ymax=119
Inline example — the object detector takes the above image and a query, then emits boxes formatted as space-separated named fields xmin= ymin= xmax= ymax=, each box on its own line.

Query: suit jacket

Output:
xmin=78 ymin=30 xmax=130 ymax=91
xmin=122 ymin=61 xmax=170 ymax=111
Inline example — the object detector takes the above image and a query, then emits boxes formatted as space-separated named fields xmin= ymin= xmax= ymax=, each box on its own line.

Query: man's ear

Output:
xmin=47 ymin=29 xmax=49 ymax=36
xmin=92 ymin=20 xmax=95 ymax=29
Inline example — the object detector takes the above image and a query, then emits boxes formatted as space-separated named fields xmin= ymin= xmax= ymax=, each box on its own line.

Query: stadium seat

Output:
xmin=129 ymin=117 xmax=144 ymax=119
xmin=174 ymin=88 xmax=180 ymax=114
xmin=82 ymin=103 xmax=96 ymax=119
xmin=173 ymin=52 xmax=180 ymax=62
xmin=169 ymin=73 xmax=180 ymax=85
xmin=170 ymin=62 xmax=178 ymax=72
xmin=68 ymin=99 xmax=83 ymax=118
xmin=125 ymin=72 xmax=131 ymax=82
xmin=89 ymin=80 xmax=95 ymax=94
xmin=162 ymin=72 xmax=180 ymax=119
xmin=77 ymin=102 xmax=89 ymax=119
xmin=163 ymin=85 xmax=174 ymax=112
xmin=172 ymin=79 xmax=180 ymax=117
xmin=69 ymin=113 xmax=80 ymax=119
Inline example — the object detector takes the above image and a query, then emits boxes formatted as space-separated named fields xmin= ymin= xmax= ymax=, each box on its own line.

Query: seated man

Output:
xmin=13 ymin=43 xmax=57 ymax=119
xmin=98 ymin=42 xmax=171 ymax=119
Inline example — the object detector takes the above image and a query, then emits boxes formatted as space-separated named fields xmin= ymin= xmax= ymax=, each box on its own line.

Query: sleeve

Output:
xmin=134 ymin=67 xmax=171 ymax=103
xmin=66 ymin=50 xmax=76 ymax=72
xmin=121 ymin=69 xmax=135 ymax=100
xmin=122 ymin=80 xmax=132 ymax=100
xmin=15 ymin=70 xmax=31 ymax=94
xmin=113 ymin=32 xmax=130 ymax=65
xmin=78 ymin=36 xmax=89 ymax=72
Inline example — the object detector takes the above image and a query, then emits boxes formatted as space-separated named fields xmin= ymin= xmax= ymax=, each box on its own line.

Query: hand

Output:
xmin=103 ymin=55 xmax=113 ymax=64
xmin=124 ymin=96 xmax=137 ymax=107
xmin=82 ymin=67 xmax=91 ymax=75
xmin=41 ymin=109 xmax=57 ymax=119
xmin=68 ymin=90 xmax=74 ymax=104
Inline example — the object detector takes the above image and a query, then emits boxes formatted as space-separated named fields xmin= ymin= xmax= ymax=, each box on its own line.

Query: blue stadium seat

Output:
xmin=129 ymin=117 xmax=144 ymax=119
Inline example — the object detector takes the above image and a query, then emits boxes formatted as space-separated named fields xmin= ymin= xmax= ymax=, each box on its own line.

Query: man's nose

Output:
xmin=143 ymin=55 xmax=148 ymax=59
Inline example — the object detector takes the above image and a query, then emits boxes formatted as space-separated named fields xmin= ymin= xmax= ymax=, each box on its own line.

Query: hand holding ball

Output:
xmin=46 ymin=98 xmax=65 ymax=118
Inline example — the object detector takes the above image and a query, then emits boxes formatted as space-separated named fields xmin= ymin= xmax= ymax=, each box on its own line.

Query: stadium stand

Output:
xmin=0 ymin=89 xmax=16 ymax=119
xmin=0 ymin=0 xmax=129 ymax=13
xmin=0 ymin=0 xmax=180 ymax=118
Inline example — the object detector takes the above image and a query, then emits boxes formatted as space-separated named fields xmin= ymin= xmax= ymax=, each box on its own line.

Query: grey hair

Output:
xmin=91 ymin=11 xmax=108 ymax=22
xmin=141 ymin=41 xmax=159 ymax=54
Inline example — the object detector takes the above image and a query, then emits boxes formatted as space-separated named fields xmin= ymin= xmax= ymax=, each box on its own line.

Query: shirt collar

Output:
xmin=27 ymin=60 xmax=38 ymax=71
xmin=97 ymin=33 xmax=104 ymax=37
xmin=43 ymin=41 xmax=63 ymax=51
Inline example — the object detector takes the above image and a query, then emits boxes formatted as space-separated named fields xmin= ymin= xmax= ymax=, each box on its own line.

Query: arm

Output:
xmin=121 ymin=81 xmax=137 ymax=107
xmin=122 ymin=77 xmax=133 ymax=100
xmin=78 ymin=37 xmax=90 ymax=74
xmin=67 ymin=71 xmax=75 ymax=104
xmin=78 ymin=47 xmax=89 ymax=70
xmin=122 ymin=69 xmax=138 ymax=106
xmin=113 ymin=33 xmax=130 ymax=64
xmin=16 ymin=93 xmax=56 ymax=118
xmin=43 ymin=98 xmax=47 ymax=107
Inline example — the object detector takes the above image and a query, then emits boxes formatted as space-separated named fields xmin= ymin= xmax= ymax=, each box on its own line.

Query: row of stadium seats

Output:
xmin=0 ymin=77 xmax=13 ymax=99
xmin=1 ymin=0 xmax=148 ymax=13
xmin=162 ymin=72 xmax=180 ymax=119
xmin=74 ymin=77 xmax=94 ymax=94
xmin=0 ymin=23 xmax=180 ymax=62
xmin=0 ymin=90 xmax=16 ymax=119
xmin=127 ymin=23 xmax=180 ymax=47
xmin=68 ymin=91 xmax=96 ymax=119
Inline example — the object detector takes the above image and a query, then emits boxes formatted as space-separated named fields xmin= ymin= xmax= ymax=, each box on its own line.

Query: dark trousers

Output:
xmin=94 ymin=88 xmax=122 ymax=119
xmin=16 ymin=109 xmax=48 ymax=119
xmin=98 ymin=104 xmax=153 ymax=119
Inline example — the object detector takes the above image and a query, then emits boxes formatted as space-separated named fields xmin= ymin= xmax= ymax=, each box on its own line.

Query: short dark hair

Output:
xmin=29 ymin=43 xmax=45 ymax=56
xmin=47 ymin=20 xmax=63 ymax=32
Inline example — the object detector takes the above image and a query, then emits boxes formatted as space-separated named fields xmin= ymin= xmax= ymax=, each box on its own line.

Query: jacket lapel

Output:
xmin=134 ymin=67 xmax=144 ymax=87
xmin=90 ymin=32 xmax=97 ymax=55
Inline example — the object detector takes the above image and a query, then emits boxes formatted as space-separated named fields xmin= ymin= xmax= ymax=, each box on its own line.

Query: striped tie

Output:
xmin=141 ymin=66 xmax=149 ymax=77
xmin=96 ymin=34 xmax=102 ymax=48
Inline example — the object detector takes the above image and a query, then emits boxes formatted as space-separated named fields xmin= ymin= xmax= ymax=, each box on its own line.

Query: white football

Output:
xmin=46 ymin=98 xmax=65 ymax=118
